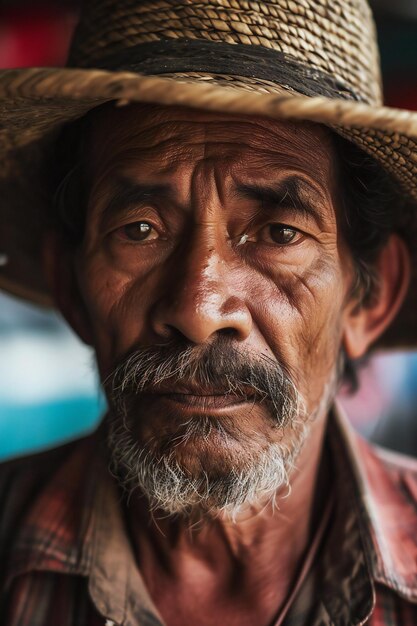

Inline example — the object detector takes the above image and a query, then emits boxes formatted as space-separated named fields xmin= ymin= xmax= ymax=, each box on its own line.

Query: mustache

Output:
xmin=105 ymin=338 xmax=305 ymax=427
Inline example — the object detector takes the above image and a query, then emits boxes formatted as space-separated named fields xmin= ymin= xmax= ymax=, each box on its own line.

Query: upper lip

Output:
xmin=144 ymin=384 xmax=258 ymax=398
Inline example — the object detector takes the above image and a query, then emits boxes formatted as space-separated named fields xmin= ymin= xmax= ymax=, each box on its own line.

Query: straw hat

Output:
xmin=1 ymin=0 xmax=417 ymax=347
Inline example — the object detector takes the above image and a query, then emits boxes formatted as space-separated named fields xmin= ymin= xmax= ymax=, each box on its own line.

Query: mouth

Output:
xmin=141 ymin=385 xmax=260 ymax=411
xmin=157 ymin=392 xmax=254 ymax=409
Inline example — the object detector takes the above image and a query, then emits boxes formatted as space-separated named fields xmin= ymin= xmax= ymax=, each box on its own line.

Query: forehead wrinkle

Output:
xmin=90 ymin=111 xmax=334 ymax=182
xmin=90 ymin=102 xmax=334 ymax=154
xmin=87 ymin=108 xmax=337 ymax=225
xmin=91 ymin=141 xmax=197 ymax=175
xmin=93 ymin=112 xmax=330 ymax=161
xmin=160 ymin=116 xmax=334 ymax=160
xmin=88 ymin=119 xmax=204 ymax=179
xmin=130 ymin=113 xmax=329 ymax=150
xmin=188 ymin=158 xmax=235 ymax=224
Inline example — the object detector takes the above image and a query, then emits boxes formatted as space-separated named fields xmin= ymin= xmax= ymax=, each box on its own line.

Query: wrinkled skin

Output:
xmin=72 ymin=106 xmax=352 ymax=471
xmin=51 ymin=104 xmax=407 ymax=626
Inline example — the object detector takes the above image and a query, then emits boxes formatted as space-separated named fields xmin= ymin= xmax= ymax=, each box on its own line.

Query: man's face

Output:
xmin=71 ymin=105 xmax=353 ymax=514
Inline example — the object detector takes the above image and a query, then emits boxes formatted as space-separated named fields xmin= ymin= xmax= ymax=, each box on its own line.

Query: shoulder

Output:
xmin=356 ymin=436 xmax=417 ymax=593
xmin=368 ymin=441 xmax=417 ymax=506
xmin=363 ymin=437 xmax=417 ymax=491
xmin=0 ymin=437 xmax=81 ymax=472
xmin=332 ymin=411 xmax=417 ymax=603
xmin=334 ymin=406 xmax=417 ymax=506
xmin=372 ymin=583 xmax=417 ymax=625
xmin=0 ymin=436 xmax=89 ymax=492
xmin=372 ymin=443 xmax=417 ymax=474
xmin=0 ymin=431 xmax=102 ymax=544
xmin=0 ymin=439 xmax=81 ymax=499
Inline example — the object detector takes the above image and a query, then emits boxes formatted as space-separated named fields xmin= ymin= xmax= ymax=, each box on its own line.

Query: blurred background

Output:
xmin=1 ymin=0 xmax=417 ymax=460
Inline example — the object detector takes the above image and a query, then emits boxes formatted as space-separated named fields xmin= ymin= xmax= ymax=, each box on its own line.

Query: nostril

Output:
xmin=151 ymin=288 xmax=252 ymax=344
xmin=169 ymin=325 xmax=188 ymax=340
xmin=158 ymin=324 xmax=189 ymax=343
xmin=219 ymin=327 xmax=239 ymax=339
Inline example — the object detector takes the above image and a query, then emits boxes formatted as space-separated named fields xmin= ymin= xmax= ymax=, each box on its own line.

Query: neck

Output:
xmin=125 ymin=413 xmax=330 ymax=626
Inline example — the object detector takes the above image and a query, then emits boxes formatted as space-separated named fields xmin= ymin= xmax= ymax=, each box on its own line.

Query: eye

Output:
xmin=261 ymin=224 xmax=300 ymax=245
xmin=116 ymin=221 xmax=158 ymax=242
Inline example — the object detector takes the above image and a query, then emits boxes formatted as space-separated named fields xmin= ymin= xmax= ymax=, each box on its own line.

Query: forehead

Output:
xmin=86 ymin=104 xmax=337 ymax=183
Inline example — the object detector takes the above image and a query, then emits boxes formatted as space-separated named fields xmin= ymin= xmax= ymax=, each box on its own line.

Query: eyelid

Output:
xmin=100 ymin=204 xmax=160 ymax=235
xmin=252 ymin=208 xmax=319 ymax=237
xmin=115 ymin=221 xmax=159 ymax=242
xmin=261 ymin=224 xmax=303 ymax=244
xmin=252 ymin=204 xmax=317 ymax=230
xmin=241 ymin=222 xmax=305 ymax=247
xmin=110 ymin=219 xmax=158 ymax=236
xmin=247 ymin=220 xmax=301 ymax=236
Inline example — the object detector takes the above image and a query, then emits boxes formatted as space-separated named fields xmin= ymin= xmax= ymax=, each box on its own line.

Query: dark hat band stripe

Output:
xmin=71 ymin=39 xmax=361 ymax=103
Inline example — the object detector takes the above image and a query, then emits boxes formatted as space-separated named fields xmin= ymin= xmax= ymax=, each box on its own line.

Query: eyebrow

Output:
xmin=99 ymin=178 xmax=174 ymax=224
xmin=97 ymin=175 xmax=328 ymax=227
xmin=235 ymin=177 xmax=327 ymax=224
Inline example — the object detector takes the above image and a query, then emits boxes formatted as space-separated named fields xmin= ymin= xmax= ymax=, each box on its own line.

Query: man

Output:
xmin=0 ymin=1 xmax=417 ymax=624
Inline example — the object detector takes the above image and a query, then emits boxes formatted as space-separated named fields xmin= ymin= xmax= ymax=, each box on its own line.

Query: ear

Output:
xmin=43 ymin=231 xmax=94 ymax=346
xmin=343 ymin=234 xmax=410 ymax=359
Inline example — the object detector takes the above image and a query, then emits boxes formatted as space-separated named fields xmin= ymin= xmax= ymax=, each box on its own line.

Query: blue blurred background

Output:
xmin=1 ymin=0 xmax=417 ymax=460
xmin=0 ymin=292 xmax=105 ymax=459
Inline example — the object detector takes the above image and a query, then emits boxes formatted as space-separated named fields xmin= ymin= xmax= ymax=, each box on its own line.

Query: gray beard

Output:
xmin=105 ymin=342 xmax=337 ymax=519
xmin=107 ymin=413 xmax=308 ymax=520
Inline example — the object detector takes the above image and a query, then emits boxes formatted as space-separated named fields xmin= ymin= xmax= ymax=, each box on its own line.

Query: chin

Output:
xmin=107 ymin=406 xmax=309 ymax=518
xmin=128 ymin=399 xmax=282 ymax=468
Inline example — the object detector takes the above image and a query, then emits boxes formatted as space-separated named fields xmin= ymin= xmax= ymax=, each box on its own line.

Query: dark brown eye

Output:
xmin=267 ymin=225 xmax=298 ymax=244
xmin=121 ymin=221 xmax=156 ymax=242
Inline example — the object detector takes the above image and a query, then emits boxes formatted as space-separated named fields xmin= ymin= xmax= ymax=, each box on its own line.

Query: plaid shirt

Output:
xmin=0 ymin=407 xmax=416 ymax=626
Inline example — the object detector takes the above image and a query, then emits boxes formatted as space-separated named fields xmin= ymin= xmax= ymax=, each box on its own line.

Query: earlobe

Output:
xmin=43 ymin=230 xmax=94 ymax=346
xmin=343 ymin=234 xmax=410 ymax=359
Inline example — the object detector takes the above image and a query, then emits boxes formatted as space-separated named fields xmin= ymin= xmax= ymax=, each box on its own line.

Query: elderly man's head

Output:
xmin=46 ymin=104 xmax=410 ymax=517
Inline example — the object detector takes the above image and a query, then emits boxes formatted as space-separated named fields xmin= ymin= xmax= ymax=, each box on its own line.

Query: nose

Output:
xmin=150 ymin=235 xmax=252 ymax=345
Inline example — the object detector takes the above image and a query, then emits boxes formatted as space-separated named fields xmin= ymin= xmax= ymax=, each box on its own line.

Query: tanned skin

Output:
xmin=48 ymin=104 xmax=409 ymax=626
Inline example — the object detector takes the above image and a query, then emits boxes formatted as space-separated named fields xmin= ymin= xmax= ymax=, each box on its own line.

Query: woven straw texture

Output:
xmin=1 ymin=0 xmax=417 ymax=348
xmin=69 ymin=0 xmax=381 ymax=104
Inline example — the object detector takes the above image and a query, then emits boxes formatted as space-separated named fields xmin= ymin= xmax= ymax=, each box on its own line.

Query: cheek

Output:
xmin=248 ymin=254 xmax=346 ymax=404
xmin=75 ymin=252 xmax=158 ymax=374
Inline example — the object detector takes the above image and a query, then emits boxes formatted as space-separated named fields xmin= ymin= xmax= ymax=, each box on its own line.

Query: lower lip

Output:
xmin=150 ymin=393 xmax=255 ymax=410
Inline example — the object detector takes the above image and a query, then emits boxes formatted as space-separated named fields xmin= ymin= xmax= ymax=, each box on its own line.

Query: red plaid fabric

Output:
xmin=0 ymin=408 xmax=416 ymax=626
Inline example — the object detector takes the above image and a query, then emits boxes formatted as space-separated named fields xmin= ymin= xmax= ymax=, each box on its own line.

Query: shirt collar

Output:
xmin=285 ymin=407 xmax=375 ymax=626
xmin=331 ymin=404 xmax=417 ymax=602
xmin=6 ymin=429 xmax=163 ymax=626
xmin=88 ymin=464 xmax=164 ymax=626
xmin=7 ymin=407 xmax=417 ymax=625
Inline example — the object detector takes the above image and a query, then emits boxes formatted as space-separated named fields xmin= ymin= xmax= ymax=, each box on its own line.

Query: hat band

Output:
xmin=70 ymin=39 xmax=361 ymax=103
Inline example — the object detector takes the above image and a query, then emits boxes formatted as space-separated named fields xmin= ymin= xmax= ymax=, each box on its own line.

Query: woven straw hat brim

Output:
xmin=1 ymin=65 xmax=417 ymax=349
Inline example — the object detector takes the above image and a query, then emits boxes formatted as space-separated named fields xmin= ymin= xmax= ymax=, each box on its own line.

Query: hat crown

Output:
xmin=69 ymin=0 xmax=382 ymax=105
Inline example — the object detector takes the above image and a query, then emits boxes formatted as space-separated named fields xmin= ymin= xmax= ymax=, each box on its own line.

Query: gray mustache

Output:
xmin=105 ymin=339 xmax=304 ymax=428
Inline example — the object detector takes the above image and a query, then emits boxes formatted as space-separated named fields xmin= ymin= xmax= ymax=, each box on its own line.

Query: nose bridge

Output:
xmin=151 ymin=161 xmax=252 ymax=343
xmin=161 ymin=221 xmax=236 ymax=333
xmin=190 ymin=154 xmax=227 ymax=224
xmin=176 ymin=225 xmax=227 ymax=307
xmin=173 ymin=156 xmax=229 ymax=304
